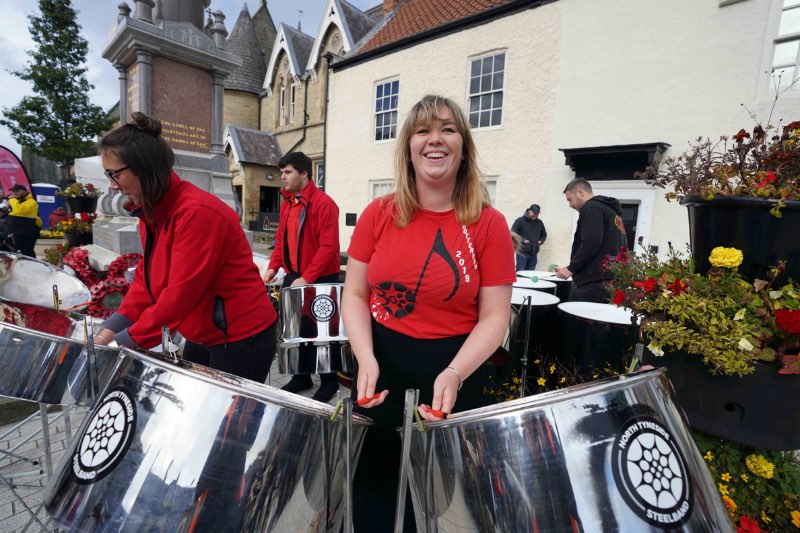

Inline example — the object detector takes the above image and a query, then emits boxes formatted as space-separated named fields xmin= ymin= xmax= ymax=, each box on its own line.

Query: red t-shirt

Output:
xmin=348 ymin=199 xmax=516 ymax=338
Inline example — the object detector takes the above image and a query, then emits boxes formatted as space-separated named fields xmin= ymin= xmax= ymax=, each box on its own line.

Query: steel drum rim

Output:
xmin=279 ymin=282 xmax=344 ymax=295
xmin=117 ymin=347 xmax=372 ymax=424
xmin=0 ymin=316 xmax=98 ymax=344
xmin=416 ymin=369 xmax=665 ymax=430
xmin=557 ymin=301 xmax=641 ymax=326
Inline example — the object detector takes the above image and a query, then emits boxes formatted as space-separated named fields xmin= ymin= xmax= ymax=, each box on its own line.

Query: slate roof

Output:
xmin=225 ymin=4 xmax=268 ymax=94
xmin=251 ymin=1 xmax=278 ymax=64
xmin=227 ymin=125 xmax=283 ymax=166
xmin=282 ymin=24 xmax=315 ymax=76
xmin=339 ymin=0 xmax=380 ymax=43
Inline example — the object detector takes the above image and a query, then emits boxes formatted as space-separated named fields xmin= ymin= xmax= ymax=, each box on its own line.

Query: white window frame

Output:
xmin=290 ymin=81 xmax=296 ymax=123
xmin=483 ymin=178 xmax=498 ymax=206
xmin=279 ymin=81 xmax=286 ymax=126
xmin=369 ymin=179 xmax=394 ymax=200
xmin=467 ymin=50 xmax=506 ymax=130
xmin=374 ymin=78 xmax=399 ymax=142
xmin=761 ymin=0 xmax=800 ymax=94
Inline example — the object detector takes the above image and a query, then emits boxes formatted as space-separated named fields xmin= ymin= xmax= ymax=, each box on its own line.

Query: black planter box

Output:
xmin=66 ymin=196 xmax=98 ymax=215
xmin=683 ymin=196 xmax=800 ymax=283
xmin=643 ymin=350 xmax=800 ymax=450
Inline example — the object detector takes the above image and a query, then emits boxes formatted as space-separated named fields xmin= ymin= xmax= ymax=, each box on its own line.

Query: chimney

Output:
xmin=383 ymin=0 xmax=404 ymax=15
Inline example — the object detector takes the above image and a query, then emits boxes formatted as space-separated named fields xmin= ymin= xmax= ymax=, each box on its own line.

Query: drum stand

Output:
xmin=394 ymin=389 xmax=419 ymax=533
xmin=519 ymin=295 xmax=533 ymax=399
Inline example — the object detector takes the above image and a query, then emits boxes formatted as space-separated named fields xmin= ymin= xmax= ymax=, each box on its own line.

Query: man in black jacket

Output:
xmin=556 ymin=179 xmax=626 ymax=303
xmin=510 ymin=204 xmax=547 ymax=271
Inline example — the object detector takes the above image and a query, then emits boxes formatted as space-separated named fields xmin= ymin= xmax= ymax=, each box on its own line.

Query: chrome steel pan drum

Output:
xmin=0 ymin=251 xmax=91 ymax=309
xmin=280 ymin=283 xmax=348 ymax=342
xmin=45 ymin=348 xmax=371 ymax=532
xmin=556 ymin=302 xmax=639 ymax=376
xmin=278 ymin=341 xmax=354 ymax=374
xmin=0 ymin=320 xmax=120 ymax=406
xmin=407 ymin=369 xmax=732 ymax=532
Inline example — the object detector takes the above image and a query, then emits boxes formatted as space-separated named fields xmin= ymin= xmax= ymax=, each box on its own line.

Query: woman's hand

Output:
xmin=93 ymin=328 xmax=114 ymax=346
xmin=355 ymin=355 xmax=388 ymax=408
xmin=418 ymin=368 xmax=460 ymax=421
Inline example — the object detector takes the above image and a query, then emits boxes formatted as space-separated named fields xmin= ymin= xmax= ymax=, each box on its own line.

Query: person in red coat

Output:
xmin=93 ymin=112 xmax=277 ymax=382
xmin=262 ymin=151 xmax=341 ymax=401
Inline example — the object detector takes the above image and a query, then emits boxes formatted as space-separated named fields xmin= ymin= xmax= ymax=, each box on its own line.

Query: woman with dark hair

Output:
xmin=342 ymin=95 xmax=516 ymax=529
xmin=93 ymin=112 xmax=277 ymax=382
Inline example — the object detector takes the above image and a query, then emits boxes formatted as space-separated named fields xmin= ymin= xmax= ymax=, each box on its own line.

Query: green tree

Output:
xmin=0 ymin=0 xmax=112 ymax=175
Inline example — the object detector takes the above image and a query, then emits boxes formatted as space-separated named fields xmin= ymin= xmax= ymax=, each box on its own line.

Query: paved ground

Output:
xmin=0 ymin=355 xmax=342 ymax=532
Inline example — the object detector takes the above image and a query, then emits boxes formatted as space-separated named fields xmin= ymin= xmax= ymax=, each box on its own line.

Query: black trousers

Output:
xmin=571 ymin=280 xmax=611 ymax=303
xmin=183 ymin=323 xmax=277 ymax=382
xmin=8 ymin=234 xmax=36 ymax=258
xmin=351 ymin=321 xmax=486 ymax=532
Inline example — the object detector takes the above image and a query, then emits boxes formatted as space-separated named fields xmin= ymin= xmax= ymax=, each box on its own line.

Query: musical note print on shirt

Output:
xmin=373 ymin=228 xmax=459 ymax=318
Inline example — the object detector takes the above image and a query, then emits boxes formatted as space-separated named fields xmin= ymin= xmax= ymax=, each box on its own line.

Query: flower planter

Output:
xmin=64 ymin=230 xmax=92 ymax=248
xmin=66 ymin=196 xmax=98 ymax=215
xmin=643 ymin=350 xmax=800 ymax=451
xmin=682 ymin=196 xmax=800 ymax=283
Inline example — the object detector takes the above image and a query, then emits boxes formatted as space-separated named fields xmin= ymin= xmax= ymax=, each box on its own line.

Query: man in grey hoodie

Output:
xmin=556 ymin=178 xmax=626 ymax=303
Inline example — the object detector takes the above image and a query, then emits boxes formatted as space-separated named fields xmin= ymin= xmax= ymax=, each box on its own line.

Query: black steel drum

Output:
xmin=510 ymin=288 xmax=560 ymax=361
xmin=44 ymin=348 xmax=371 ymax=532
xmin=407 ymin=369 xmax=733 ymax=532
xmin=517 ymin=270 xmax=573 ymax=302
xmin=556 ymin=302 xmax=639 ymax=376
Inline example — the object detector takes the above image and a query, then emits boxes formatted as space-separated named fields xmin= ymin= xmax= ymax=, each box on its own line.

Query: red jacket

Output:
xmin=105 ymin=173 xmax=276 ymax=349
xmin=268 ymin=180 xmax=340 ymax=282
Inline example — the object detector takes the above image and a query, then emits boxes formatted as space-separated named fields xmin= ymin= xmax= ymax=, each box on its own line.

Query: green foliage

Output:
xmin=606 ymin=244 xmax=800 ymax=376
xmin=0 ymin=0 xmax=112 ymax=166
xmin=694 ymin=430 xmax=800 ymax=530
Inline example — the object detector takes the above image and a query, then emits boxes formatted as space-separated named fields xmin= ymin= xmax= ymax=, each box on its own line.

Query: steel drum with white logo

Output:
xmin=407 ymin=369 xmax=732 ymax=532
xmin=44 ymin=348 xmax=371 ymax=532
xmin=279 ymin=283 xmax=354 ymax=374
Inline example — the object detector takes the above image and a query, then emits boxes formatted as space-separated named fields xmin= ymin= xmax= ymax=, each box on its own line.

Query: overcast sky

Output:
xmin=0 ymin=0 xmax=377 ymax=159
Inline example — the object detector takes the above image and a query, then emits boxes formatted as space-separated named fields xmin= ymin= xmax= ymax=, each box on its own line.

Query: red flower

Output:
xmin=736 ymin=515 xmax=765 ymax=533
xmin=615 ymin=247 xmax=630 ymax=264
xmin=766 ymin=170 xmax=777 ymax=182
xmin=775 ymin=308 xmax=800 ymax=335
xmin=612 ymin=289 xmax=625 ymax=305
xmin=632 ymin=277 xmax=656 ymax=293
xmin=667 ymin=278 xmax=687 ymax=295
xmin=733 ymin=129 xmax=750 ymax=143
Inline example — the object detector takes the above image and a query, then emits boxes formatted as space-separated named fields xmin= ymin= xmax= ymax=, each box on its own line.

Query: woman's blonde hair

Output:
xmin=391 ymin=94 xmax=488 ymax=227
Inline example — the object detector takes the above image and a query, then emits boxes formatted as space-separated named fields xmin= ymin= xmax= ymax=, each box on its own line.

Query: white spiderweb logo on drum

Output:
xmin=311 ymin=294 xmax=336 ymax=322
xmin=612 ymin=416 xmax=693 ymax=527
xmin=71 ymin=387 xmax=136 ymax=484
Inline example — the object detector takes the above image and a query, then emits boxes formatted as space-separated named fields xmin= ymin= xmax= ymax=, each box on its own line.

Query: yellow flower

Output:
xmin=560 ymin=377 xmax=566 ymax=383
xmin=708 ymin=246 xmax=743 ymax=269
xmin=740 ymin=473 xmax=748 ymax=482
xmin=745 ymin=454 xmax=775 ymax=479
xmin=720 ymin=472 xmax=731 ymax=482
xmin=537 ymin=377 xmax=546 ymax=386
xmin=791 ymin=509 xmax=800 ymax=528
xmin=534 ymin=359 xmax=540 ymax=364
xmin=717 ymin=483 xmax=729 ymax=496
xmin=549 ymin=364 xmax=556 ymax=374
xmin=760 ymin=511 xmax=771 ymax=524
xmin=704 ymin=451 xmax=714 ymax=461
xmin=722 ymin=495 xmax=737 ymax=517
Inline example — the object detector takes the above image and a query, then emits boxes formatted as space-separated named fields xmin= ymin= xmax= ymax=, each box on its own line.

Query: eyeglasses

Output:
xmin=104 ymin=166 xmax=128 ymax=185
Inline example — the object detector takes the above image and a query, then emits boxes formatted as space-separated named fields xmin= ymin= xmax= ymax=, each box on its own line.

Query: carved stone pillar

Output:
xmin=211 ymin=71 xmax=225 ymax=154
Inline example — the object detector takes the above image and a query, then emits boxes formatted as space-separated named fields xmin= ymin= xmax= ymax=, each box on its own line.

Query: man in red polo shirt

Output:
xmin=263 ymin=152 xmax=341 ymax=402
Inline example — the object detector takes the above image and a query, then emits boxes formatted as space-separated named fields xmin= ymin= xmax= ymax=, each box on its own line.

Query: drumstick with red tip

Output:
xmin=357 ymin=394 xmax=380 ymax=406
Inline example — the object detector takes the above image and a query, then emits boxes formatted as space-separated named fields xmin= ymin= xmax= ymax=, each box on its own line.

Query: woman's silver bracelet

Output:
xmin=445 ymin=366 xmax=463 ymax=390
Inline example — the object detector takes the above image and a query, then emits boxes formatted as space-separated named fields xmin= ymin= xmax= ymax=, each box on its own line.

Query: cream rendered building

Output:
xmin=326 ymin=0 xmax=800 ymax=269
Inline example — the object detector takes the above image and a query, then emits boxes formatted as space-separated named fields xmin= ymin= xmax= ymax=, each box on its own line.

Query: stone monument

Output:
xmin=89 ymin=0 xmax=242 ymax=262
